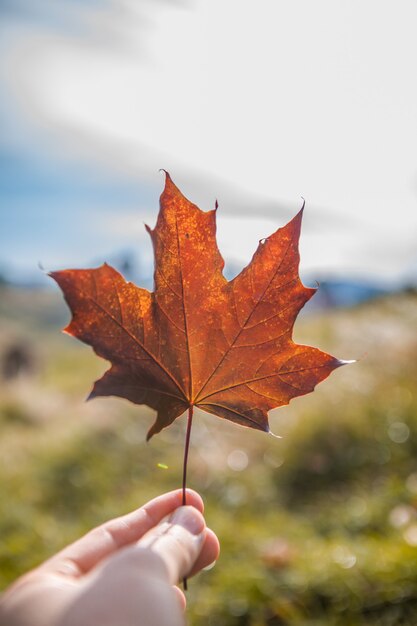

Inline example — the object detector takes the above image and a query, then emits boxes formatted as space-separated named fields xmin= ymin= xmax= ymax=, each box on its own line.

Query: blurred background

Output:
xmin=1 ymin=1 xmax=417 ymax=624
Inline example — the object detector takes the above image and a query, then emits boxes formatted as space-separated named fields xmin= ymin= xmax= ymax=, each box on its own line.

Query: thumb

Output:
xmin=135 ymin=505 xmax=206 ymax=584
xmin=60 ymin=508 xmax=206 ymax=625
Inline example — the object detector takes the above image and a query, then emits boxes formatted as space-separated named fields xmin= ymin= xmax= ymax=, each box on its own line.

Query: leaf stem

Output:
xmin=182 ymin=406 xmax=194 ymax=505
xmin=182 ymin=405 xmax=194 ymax=590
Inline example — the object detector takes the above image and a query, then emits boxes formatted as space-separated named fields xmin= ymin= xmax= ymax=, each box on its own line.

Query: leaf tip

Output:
xmin=268 ymin=428 xmax=283 ymax=439
xmin=296 ymin=200 xmax=305 ymax=225
xmin=86 ymin=389 xmax=96 ymax=402
xmin=62 ymin=322 xmax=75 ymax=336
xmin=160 ymin=169 xmax=182 ymax=200
xmin=337 ymin=358 xmax=357 ymax=367
xmin=48 ymin=269 xmax=58 ymax=281
xmin=146 ymin=419 xmax=160 ymax=441
xmin=159 ymin=169 xmax=173 ymax=187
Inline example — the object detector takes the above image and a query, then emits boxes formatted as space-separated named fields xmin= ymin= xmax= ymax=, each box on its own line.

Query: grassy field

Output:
xmin=0 ymin=285 xmax=417 ymax=625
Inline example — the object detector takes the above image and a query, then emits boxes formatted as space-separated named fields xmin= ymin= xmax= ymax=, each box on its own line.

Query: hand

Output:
xmin=0 ymin=490 xmax=220 ymax=626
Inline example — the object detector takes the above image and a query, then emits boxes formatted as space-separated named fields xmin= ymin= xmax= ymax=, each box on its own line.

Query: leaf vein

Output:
xmin=71 ymin=284 xmax=185 ymax=398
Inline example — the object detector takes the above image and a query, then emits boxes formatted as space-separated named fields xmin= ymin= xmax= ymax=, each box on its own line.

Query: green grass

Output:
xmin=1 ymin=285 xmax=417 ymax=624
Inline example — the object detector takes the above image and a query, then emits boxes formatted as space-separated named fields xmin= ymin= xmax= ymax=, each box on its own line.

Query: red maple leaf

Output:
xmin=51 ymin=173 xmax=346 ymax=442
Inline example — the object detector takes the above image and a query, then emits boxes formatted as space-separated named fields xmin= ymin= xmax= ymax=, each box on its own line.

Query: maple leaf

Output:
xmin=51 ymin=178 xmax=351 ymax=589
xmin=50 ymin=173 xmax=347 ymax=442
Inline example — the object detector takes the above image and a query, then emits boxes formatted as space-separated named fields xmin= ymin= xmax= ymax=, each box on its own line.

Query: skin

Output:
xmin=0 ymin=489 xmax=220 ymax=626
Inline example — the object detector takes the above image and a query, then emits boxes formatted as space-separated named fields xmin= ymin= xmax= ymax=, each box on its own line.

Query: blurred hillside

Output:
xmin=0 ymin=285 xmax=417 ymax=625
xmin=1 ymin=255 xmax=413 ymax=310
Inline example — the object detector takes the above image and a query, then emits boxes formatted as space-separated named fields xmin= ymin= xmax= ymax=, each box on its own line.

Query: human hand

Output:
xmin=0 ymin=489 xmax=219 ymax=626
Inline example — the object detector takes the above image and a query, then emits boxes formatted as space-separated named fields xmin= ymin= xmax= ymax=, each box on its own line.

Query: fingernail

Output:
xmin=169 ymin=506 xmax=205 ymax=536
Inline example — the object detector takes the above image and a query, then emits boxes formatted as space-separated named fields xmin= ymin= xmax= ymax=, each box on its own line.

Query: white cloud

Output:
xmin=2 ymin=0 xmax=417 ymax=281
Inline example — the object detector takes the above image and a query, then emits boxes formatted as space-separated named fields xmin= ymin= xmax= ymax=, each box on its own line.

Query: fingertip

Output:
xmin=188 ymin=527 xmax=220 ymax=577
xmin=169 ymin=506 xmax=206 ymax=537
xmin=206 ymin=527 xmax=220 ymax=561
xmin=185 ymin=489 xmax=205 ymax=513
xmin=174 ymin=585 xmax=187 ymax=611
xmin=173 ymin=489 xmax=204 ymax=514
xmin=137 ymin=507 xmax=206 ymax=583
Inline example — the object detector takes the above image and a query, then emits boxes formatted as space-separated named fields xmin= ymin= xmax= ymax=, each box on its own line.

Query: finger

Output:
xmin=188 ymin=527 xmax=220 ymax=577
xmin=135 ymin=506 xmax=206 ymax=584
xmin=174 ymin=586 xmax=186 ymax=611
xmin=45 ymin=489 xmax=204 ymax=577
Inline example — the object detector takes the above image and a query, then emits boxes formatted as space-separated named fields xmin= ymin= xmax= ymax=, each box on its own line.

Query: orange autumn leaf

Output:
xmin=51 ymin=173 xmax=346 ymax=440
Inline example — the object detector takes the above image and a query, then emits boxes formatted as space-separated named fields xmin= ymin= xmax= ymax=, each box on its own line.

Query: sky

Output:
xmin=1 ymin=0 xmax=416 ymax=286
